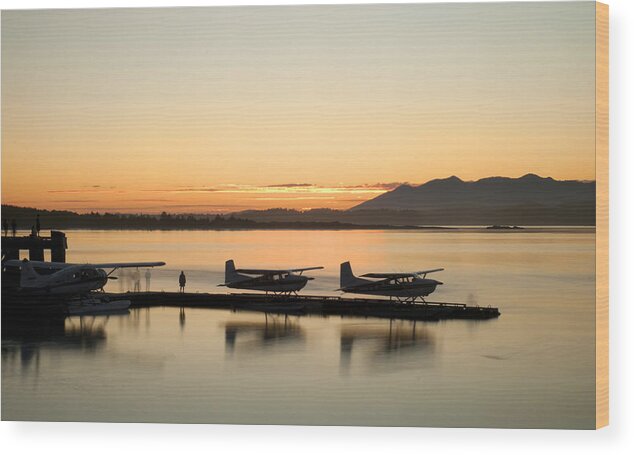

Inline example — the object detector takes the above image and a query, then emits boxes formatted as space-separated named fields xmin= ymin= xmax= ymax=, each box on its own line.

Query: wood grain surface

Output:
xmin=595 ymin=0 xmax=609 ymax=430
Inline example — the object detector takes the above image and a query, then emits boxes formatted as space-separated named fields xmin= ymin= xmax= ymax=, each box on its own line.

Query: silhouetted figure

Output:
xmin=133 ymin=268 xmax=141 ymax=292
xmin=35 ymin=214 xmax=41 ymax=235
xmin=145 ymin=269 xmax=151 ymax=292
xmin=179 ymin=271 xmax=186 ymax=293
xmin=2 ymin=219 xmax=8 ymax=237
xmin=11 ymin=219 xmax=17 ymax=237
xmin=30 ymin=225 xmax=37 ymax=237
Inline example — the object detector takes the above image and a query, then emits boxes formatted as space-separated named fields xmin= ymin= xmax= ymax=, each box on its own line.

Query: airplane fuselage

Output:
xmin=226 ymin=274 xmax=310 ymax=293
xmin=341 ymin=277 xmax=440 ymax=298
xmin=20 ymin=266 xmax=108 ymax=296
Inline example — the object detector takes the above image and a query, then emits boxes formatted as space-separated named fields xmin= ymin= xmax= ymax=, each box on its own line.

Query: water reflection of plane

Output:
xmin=339 ymin=321 xmax=434 ymax=373
xmin=1 ymin=314 xmax=112 ymax=374
xmin=223 ymin=315 xmax=304 ymax=353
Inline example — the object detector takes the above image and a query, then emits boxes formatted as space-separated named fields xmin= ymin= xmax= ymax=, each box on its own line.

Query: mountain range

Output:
xmin=235 ymin=174 xmax=595 ymax=226
xmin=350 ymin=173 xmax=595 ymax=211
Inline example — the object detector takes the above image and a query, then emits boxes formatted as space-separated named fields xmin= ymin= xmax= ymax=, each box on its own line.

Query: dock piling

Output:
xmin=1 ymin=230 xmax=67 ymax=262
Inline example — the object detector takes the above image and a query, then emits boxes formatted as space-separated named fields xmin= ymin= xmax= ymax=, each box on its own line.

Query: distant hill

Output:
xmin=351 ymin=174 xmax=595 ymax=210
xmin=344 ymin=174 xmax=595 ymax=225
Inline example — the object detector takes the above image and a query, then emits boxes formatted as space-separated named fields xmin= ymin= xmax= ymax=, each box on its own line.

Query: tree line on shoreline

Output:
xmin=0 ymin=205 xmax=419 ymax=231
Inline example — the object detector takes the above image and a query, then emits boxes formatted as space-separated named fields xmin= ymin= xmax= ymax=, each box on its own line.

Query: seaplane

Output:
xmin=3 ymin=258 xmax=166 ymax=296
xmin=337 ymin=261 xmax=444 ymax=304
xmin=219 ymin=259 xmax=323 ymax=295
xmin=3 ymin=259 xmax=166 ymax=315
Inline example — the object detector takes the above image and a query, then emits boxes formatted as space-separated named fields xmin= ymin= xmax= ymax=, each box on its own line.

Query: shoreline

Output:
xmin=43 ymin=226 xmax=596 ymax=232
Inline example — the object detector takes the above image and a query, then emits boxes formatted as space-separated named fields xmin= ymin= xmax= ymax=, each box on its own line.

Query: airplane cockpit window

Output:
xmin=80 ymin=268 xmax=99 ymax=278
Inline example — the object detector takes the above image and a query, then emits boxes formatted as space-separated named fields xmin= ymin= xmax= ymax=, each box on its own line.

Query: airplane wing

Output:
xmin=414 ymin=268 xmax=444 ymax=275
xmin=3 ymin=260 xmax=165 ymax=270
xmin=86 ymin=262 xmax=166 ymax=269
xmin=361 ymin=272 xmax=416 ymax=279
xmin=287 ymin=266 xmax=324 ymax=273
xmin=236 ymin=268 xmax=284 ymax=275
xmin=236 ymin=266 xmax=323 ymax=275
xmin=361 ymin=268 xmax=444 ymax=278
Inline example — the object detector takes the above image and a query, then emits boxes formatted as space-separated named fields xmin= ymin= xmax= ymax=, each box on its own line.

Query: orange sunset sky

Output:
xmin=2 ymin=3 xmax=597 ymax=214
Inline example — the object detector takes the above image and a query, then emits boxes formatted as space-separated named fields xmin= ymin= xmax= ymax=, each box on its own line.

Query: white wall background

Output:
xmin=1 ymin=0 xmax=632 ymax=454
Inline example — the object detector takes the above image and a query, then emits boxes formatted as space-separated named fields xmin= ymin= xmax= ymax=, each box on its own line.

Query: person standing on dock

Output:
xmin=133 ymin=268 xmax=141 ymax=292
xmin=145 ymin=269 xmax=151 ymax=292
xmin=2 ymin=219 xmax=8 ymax=237
xmin=11 ymin=219 xmax=17 ymax=237
xmin=179 ymin=271 xmax=186 ymax=293
xmin=35 ymin=214 xmax=41 ymax=235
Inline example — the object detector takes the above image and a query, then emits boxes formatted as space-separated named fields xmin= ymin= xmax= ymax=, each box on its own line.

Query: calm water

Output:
xmin=2 ymin=229 xmax=596 ymax=428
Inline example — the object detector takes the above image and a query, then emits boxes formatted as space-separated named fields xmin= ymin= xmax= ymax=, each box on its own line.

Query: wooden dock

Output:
xmin=110 ymin=291 xmax=501 ymax=321
xmin=1 ymin=229 xmax=499 ymax=322
xmin=1 ymin=287 xmax=500 ymax=322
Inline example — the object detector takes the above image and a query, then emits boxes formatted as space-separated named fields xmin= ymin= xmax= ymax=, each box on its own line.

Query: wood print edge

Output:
xmin=595 ymin=0 xmax=609 ymax=430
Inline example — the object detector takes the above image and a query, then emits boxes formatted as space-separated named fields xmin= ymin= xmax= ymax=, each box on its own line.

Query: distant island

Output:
xmin=0 ymin=205 xmax=438 ymax=231
xmin=1 ymin=175 xmax=596 ymax=229
xmin=486 ymin=225 xmax=524 ymax=230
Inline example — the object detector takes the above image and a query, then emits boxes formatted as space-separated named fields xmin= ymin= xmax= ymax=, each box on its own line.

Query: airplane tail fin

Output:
xmin=19 ymin=259 xmax=40 ymax=288
xmin=225 ymin=259 xmax=246 ymax=284
xmin=340 ymin=261 xmax=366 ymax=289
